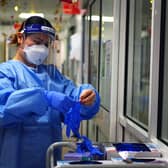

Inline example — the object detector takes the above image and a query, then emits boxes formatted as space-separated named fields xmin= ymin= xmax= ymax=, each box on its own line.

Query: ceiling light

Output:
xmin=88 ymin=15 xmax=114 ymax=22
xmin=102 ymin=16 xmax=114 ymax=22
xmin=19 ymin=13 xmax=44 ymax=19
xmin=14 ymin=5 xmax=19 ymax=12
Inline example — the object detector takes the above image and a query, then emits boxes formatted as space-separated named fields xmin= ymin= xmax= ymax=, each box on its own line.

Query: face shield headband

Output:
xmin=21 ymin=24 xmax=56 ymax=40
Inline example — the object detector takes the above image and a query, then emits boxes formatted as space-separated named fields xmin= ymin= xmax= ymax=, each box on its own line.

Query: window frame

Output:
xmin=157 ymin=0 xmax=168 ymax=146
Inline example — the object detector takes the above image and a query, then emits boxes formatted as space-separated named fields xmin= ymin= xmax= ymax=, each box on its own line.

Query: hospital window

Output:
xmin=86 ymin=0 xmax=114 ymax=142
xmin=88 ymin=0 xmax=101 ymax=90
xmin=86 ymin=0 xmax=101 ymax=142
xmin=82 ymin=11 xmax=89 ymax=83
xmin=99 ymin=0 xmax=113 ymax=110
xmin=158 ymin=0 xmax=168 ymax=145
xmin=125 ymin=0 xmax=152 ymax=129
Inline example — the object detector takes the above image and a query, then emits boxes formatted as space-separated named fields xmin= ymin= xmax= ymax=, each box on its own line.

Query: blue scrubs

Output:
xmin=0 ymin=60 xmax=100 ymax=168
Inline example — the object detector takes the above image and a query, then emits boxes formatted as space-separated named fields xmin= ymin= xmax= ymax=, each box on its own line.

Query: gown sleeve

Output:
xmin=54 ymin=69 xmax=100 ymax=120
xmin=0 ymin=72 xmax=48 ymax=126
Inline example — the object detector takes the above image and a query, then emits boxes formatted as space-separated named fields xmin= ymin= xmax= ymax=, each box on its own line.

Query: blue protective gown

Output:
xmin=0 ymin=60 xmax=100 ymax=168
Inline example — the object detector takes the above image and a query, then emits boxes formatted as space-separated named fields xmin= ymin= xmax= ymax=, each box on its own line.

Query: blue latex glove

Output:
xmin=63 ymin=102 xmax=103 ymax=157
xmin=76 ymin=136 xmax=104 ymax=156
xmin=64 ymin=101 xmax=81 ymax=138
xmin=44 ymin=91 xmax=75 ymax=114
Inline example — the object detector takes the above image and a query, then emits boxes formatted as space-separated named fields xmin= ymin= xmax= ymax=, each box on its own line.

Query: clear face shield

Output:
xmin=22 ymin=24 xmax=57 ymax=67
xmin=44 ymin=39 xmax=57 ymax=66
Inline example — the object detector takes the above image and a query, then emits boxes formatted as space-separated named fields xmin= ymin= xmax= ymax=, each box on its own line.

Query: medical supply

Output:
xmin=24 ymin=44 xmax=49 ymax=65
xmin=63 ymin=101 xmax=103 ymax=158
xmin=112 ymin=143 xmax=162 ymax=158
xmin=76 ymin=136 xmax=104 ymax=157
xmin=103 ymin=142 xmax=162 ymax=160
xmin=64 ymin=152 xmax=91 ymax=161
xmin=64 ymin=101 xmax=81 ymax=138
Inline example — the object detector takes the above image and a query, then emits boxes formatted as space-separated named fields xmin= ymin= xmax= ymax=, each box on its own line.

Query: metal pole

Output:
xmin=46 ymin=141 xmax=76 ymax=168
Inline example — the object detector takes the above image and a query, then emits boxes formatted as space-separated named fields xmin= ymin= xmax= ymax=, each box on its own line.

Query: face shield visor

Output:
xmin=21 ymin=24 xmax=57 ymax=66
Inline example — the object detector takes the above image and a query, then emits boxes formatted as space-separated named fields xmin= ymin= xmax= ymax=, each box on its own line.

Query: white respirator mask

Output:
xmin=23 ymin=44 xmax=49 ymax=65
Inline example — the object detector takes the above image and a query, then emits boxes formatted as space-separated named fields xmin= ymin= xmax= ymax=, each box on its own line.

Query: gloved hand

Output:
xmin=44 ymin=91 xmax=75 ymax=114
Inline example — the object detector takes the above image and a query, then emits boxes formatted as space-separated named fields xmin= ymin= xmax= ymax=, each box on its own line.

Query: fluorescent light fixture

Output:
xmin=87 ymin=15 xmax=114 ymax=22
xmin=102 ymin=16 xmax=114 ymax=22
xmin=91 ymin=15 xmax=100 ymax=21
xmin=19 ymin=13 xmax=44 ymax=19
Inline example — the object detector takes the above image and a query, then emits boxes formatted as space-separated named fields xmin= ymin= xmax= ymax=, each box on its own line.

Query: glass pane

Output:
xmin=126 ymin=0 xmax=152 ymax=128
xmin=86 ymin=0 xmax=101 ymax=142
xmin=160 ymin=1 xmax=168 ymax=144
xmin=83 ymin=15 xmax=90 ymax=83
xmin=89 ymin=0 xmax=100 ymax=89
xmin=99 ymin=1 xmax=113 ymax=110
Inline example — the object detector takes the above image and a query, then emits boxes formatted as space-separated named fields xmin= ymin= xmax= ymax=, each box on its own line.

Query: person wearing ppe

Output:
xmin=0 ymin=16 xmax=100 ymax=168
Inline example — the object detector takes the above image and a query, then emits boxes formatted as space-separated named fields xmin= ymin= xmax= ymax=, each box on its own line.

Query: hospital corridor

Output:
xmin=0 ymin=0 xmax=168 ymax=168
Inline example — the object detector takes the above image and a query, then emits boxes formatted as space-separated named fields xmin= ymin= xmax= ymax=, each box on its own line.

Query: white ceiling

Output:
xmin=0 ymin=0 xmax=72 ymax=28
